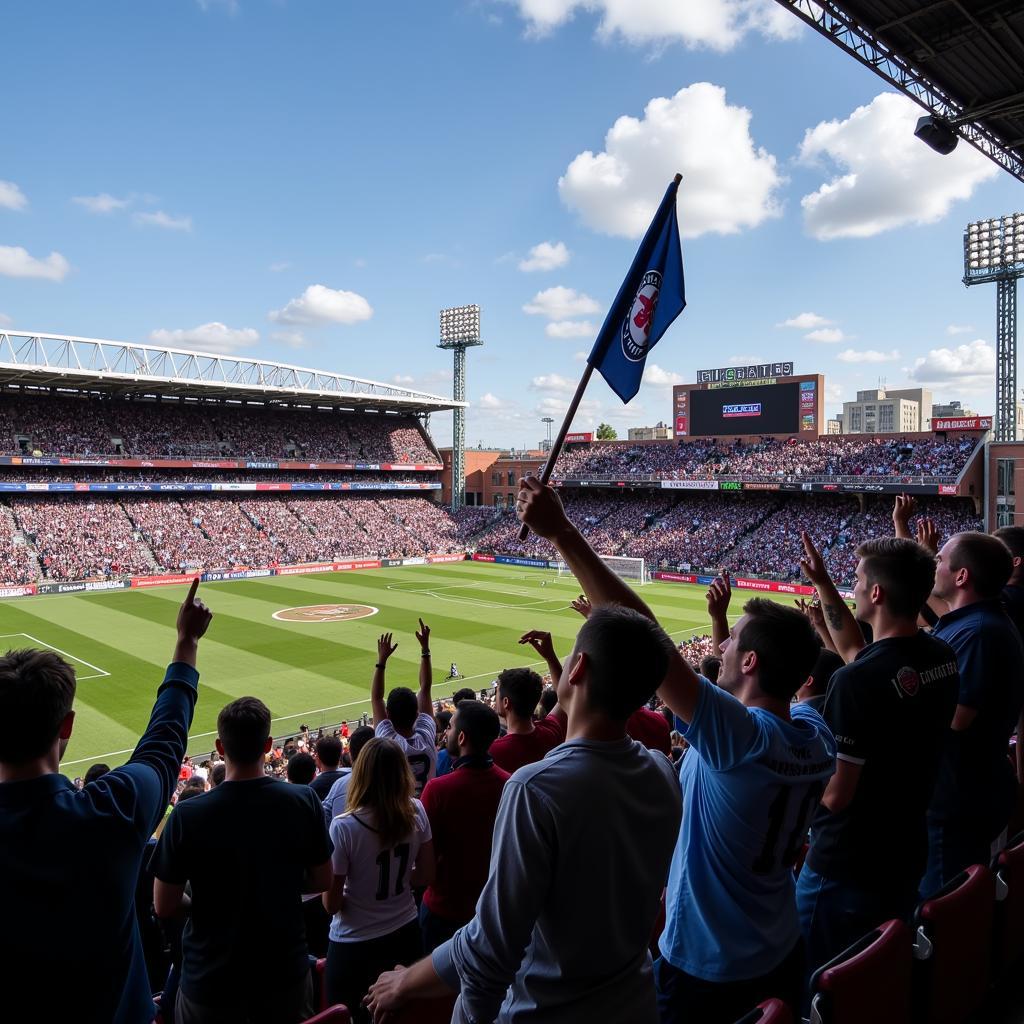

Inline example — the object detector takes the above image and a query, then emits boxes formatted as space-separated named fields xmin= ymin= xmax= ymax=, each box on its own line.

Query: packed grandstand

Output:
xmin=0 ymin=391 xmax=984 ymax=589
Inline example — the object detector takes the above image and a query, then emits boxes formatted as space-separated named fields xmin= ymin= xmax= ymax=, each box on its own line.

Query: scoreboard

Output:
xmin=673 ymin=373 xmax=824 ymax=438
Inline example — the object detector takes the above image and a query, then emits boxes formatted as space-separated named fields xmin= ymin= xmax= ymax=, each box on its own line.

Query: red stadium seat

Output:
xmin=314 ymin=958 xmax=328 ymax=1011
xmin=994 ymin=830 xmax=1024 ymax=973
xmin=808 ymin=919 xmax=912 ymax=1024
xmin=913 ymin=864 xmax=995 ymax=1024
xmin=301 ymin=1008 xmax=351 ymax=1024
xmin=732 ymin=997 xmax=793 ymax=1023
xmin=386 ymin=993 xmax=458 ymax=1024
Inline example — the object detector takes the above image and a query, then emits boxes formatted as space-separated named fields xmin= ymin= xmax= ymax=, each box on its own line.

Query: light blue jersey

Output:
xmin=661 ymin=677 xmax=835 ymax=982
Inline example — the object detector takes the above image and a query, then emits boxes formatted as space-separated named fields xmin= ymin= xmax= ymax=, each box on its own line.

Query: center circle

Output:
xmin=272 ymin=603 xmax=379 ymax=623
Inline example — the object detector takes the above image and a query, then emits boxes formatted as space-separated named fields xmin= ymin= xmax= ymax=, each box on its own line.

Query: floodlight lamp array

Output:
xmin=439 ymin=305 xmax=481 ymax=344
xmin=965 ymin=214 xmax=1024 ymax=273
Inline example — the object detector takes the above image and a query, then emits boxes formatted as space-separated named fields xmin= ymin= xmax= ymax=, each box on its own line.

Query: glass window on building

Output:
xmin=494 ymin=493 xmax=504 ymax=507
xmin=507 ymin=470 xmax=516 ymax=486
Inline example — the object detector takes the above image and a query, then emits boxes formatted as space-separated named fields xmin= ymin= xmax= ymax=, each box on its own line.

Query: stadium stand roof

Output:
xmin=774 ymin=0 xmax=1024 ymax=182
xmin=0 ymin=331 xmax=463 ymax=414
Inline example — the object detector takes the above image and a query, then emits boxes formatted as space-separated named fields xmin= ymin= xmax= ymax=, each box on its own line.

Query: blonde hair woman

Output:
xmin=323 ymin=737 xmax=434 ymax=1019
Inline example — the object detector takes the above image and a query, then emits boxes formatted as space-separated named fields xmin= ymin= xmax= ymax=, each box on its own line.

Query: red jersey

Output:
xmin=421 ymin=758 xmax=510 ymax=924
xmin=626 ymin=707 xmax=671 ymax=756
xmin=489 ymin=713 xmax=567 ymax=774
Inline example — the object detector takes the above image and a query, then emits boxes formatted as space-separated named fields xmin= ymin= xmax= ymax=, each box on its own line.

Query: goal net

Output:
xmin=556 ymin=554 xmax=648 ymax=586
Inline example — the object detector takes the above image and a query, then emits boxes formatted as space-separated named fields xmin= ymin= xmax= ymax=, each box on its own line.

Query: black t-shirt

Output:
xmin=807 ymin=631 xmax=959 ymax=889
xmin=1002 ymin=584 xmax=1024 ymax=641
xmin=151 ymin=776 xmax=333 ymax=1004
xmin=309 ymin=768 xmax=345 ymax=800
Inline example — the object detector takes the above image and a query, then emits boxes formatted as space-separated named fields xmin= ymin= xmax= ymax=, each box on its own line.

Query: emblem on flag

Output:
xmin=622 ymin=270 xmax=663 ymax=362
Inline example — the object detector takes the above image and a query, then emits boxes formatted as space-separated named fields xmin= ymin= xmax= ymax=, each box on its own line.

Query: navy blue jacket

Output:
xmin=0 ymin=663 xmax=198 ymax=1023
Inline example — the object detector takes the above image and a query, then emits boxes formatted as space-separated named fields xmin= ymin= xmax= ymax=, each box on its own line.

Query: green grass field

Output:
xmin=0 ymin=562 xmax=754 ymax=773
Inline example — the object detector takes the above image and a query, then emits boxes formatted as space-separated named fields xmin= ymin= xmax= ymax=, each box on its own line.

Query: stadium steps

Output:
xmin=118 ymin=502 xmax=169 ymax=570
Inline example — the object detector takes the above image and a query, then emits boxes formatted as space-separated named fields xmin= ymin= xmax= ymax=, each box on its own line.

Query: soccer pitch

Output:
xmin=0 ymin=563 xmax=753 ymax=773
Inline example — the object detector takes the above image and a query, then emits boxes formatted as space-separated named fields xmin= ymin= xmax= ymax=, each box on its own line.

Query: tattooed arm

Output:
xmin=800 ymin=532 xmax=866 ymax=664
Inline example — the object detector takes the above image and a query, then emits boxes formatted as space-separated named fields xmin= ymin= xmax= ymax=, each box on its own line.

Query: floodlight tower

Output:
xmin=964 ymin=214 xmax=1024 ymax=441
xmin=438 ymin=304 xmax=483 ymax=510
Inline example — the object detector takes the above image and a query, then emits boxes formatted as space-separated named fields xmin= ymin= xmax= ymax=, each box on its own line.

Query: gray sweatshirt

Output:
xmin=432 ymin=735 xmax=682 ymax=1023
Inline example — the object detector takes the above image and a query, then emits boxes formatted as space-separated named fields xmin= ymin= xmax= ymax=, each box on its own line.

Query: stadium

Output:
xmin=4 ymin=2 xmax=1024 ymax=1023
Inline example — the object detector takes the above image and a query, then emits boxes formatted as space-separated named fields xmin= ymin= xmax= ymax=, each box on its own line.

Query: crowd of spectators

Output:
xmin=0 ymin=469 xmax=439 ymax=487
xmin=553 ymin=435 xmax=979 ymax=482
xmin=0 ymin=395 xmax=440 ymax=464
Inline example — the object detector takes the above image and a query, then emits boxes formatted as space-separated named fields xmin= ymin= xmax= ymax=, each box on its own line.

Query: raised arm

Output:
xmin=800 ymin=533 xmax=864 ymax=664
xmin=415 ymin=618 xmax=433 ymax=716
xmin=371 ymin=632 xmax=397 ymax=725
xmin=892 ymin=494 xmax=915 ymax=541
xmin=706 ymin=571 xmax=731 ymax=656
xmin=796 ymin=597 xmax=837 ymax=655
xmin=517 ymin=476 xmax=704 ymax=723
xmin=519 ymin=629 xmax=563 ymax=686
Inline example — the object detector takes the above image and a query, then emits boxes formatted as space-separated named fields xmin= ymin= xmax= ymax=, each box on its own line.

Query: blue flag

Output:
xmin=587 ymin=178 xmax=685 ymax=403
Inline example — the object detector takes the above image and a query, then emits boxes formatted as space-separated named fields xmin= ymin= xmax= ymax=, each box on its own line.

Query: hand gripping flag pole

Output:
xmin=518 ymin=173 xmax=686 ymax=540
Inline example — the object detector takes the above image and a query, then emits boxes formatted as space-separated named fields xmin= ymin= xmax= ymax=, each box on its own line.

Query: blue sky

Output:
xmin=2 ymin=0 xmax=1021 ymax=449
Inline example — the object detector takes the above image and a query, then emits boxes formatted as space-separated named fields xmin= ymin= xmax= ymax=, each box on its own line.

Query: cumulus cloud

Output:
xmin=511 ymin=0 xmax=799 ymax=51
xmin=643 ymin=364 xmax=685 ymax=386
xmin=798 ymin=92 xmax=998 ymax=240
xmin=946 ymin=323 xmax=974 ymax=336
xmin=778 ymin=312 xmax=832 ymax=329
xmin=559 ymin=82 xmax=783 ymax=239
xmin=134 ymin=210 xmax=193 ymax=231
xmin=836 ymin=348 xmax=900 ymax=364
xmin=0 ymin=181 xmax=28 ymax=211
xmin=73 ymin=193 xmax=131 ymax=214
xmin=478 ymin=392 xmax=505 ymax=409
xmin=546 ymin=319 xmax=595 ymax=339
xmin=0 ymin=246 xmax=70 ymax=281
xmin=519 ymin=241 xmax=570 ymax=272
xmin=269 ymin=284 xmax=373 ymax=326
xmin=269 ymin=261 xmax=291 ymax=273
xmin=805 ymin=328 xmax=847 ymax=343
xmin=531 ymin=373 xmax=577 ymax=395
xmin=523 ymin=286 xmax=601 ymax=320
xmin=149 ymin=322 xmax=259 ymax=353
xmin=909 ymin=339 xmax=995 ymax=391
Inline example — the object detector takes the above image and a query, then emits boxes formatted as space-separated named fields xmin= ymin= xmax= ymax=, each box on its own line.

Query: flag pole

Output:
xmin=517 ymin=364 xmax=594 ymax=541
xmin=517 ymin=173 xmax=682 ymax=541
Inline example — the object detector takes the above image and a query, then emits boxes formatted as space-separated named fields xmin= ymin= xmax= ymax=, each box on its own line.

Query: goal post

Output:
xmin=556 ymin=554 xmax=648 ymax=586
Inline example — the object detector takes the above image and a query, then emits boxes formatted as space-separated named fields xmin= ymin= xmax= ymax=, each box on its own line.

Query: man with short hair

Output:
xmin=152 ymin=696 xmax=333 ymax=1024
xmin=452 ymin=687 xmax=477 ymax=706
xmin=371 ymin=620 xmax=437 ymax=796
xmin=365 ymin=479 xmax=684 ymax=1023
xmin=797 ymin=534 xmax=959 ymax=983
xmin=209 ymin=761 xmax=226 ymax=788
xmin=923 ymin=531 xmax=1024 ymax=892
xmin=309 ymin=735 xmax=344 ymax=799
xmin=489 ymin=664 xmax=567 ymax=773
xmin=0 ymin=577 xmax=211 ymax=1024
xmin=419 ymin=699 xmax=510 ymax=953
xmin=321 ymin=724 xmax=374 ymax=822
xmin=286 ymin=751 xmax=316 ymax=786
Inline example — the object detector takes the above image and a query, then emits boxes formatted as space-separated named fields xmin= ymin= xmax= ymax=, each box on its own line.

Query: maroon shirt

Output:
xmin=489 ymin=713 xmax=567 ymax=774
xmin=421 ymin=756 xmax=511 ymax=924
xmin=626 ymin=707 xmax=671 ymax=756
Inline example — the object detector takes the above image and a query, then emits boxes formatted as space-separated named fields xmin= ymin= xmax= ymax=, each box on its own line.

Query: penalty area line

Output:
xmin=0 ymin=632 xmax=110 ymax=680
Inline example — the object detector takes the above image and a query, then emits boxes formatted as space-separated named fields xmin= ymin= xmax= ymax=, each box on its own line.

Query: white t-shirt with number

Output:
xmin=327 ymin=801 xmax=431 ymax=943
xmin=375 ymin=715 xmax=437 ymax=796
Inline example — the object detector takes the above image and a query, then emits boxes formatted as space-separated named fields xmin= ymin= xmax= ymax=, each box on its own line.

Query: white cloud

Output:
xmin=0 ymin=245 xmax=70 ymax=281
xmin=643 ymin=364 xmax=684 ymax=386
xmin=778 ymin=312 xmax=832 ymax=329
xmin=805 ymin=328 xmax=847 ymax=343
xmin=271 ymin=330 xmax=306 ymax=350
xmin=836 ymin=348 xmax=900 ymax=364
xmin=574 ymin=350 xmax=588 ymax=363
xmin=531 ymin=373 xmax=577 ymax=395
xmin=149 ymin=322 xmax=259 ymax=353
xmin=523 ymin=286 xmax=601 ymax=320
xmin=269 ymin=284 xmax=373 ymax=326
xmin=559 ymin=82 xmax=783 ymax=239
xmin=0 ymin=181 xmax=28 ymax=211
xmin=478 ymin=392 xmax=505 ymax=409
xmin=910 ymin=339 xmax=995 ymax=391
xmin=728 ymin=353 xmax=760 ymax=364
xmin=391 ymin=374 xmax=416 ymax=386
xmin=519 ymin=241 xmax=570 ymax=272
xmin=269 ymin=261 xmax=291 ymax=273
xmin=134 ymin=210 xmax=193 ymax=231
xmin=0 ymin=312 xmax=11 ymax=327
xmin=825 ymin=381 xmax=844 ymax=402
xmin=545 ymin=319 xmax=595 ymax=339
xmin=73 ymin=193 xmax=131 ymax=214
xmin=799 ymin=92 xmax=998 ymax=240
xmin=511 ymin=0 xmax=799 ymax=51
xmin=946 ymin=323 xmax=974 ymax=336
